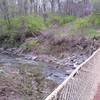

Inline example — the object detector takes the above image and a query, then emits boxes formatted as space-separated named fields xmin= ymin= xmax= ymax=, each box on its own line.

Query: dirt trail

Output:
xmin=93 ymin=84 xmax=100 ymax=100
xmin=92 ymin=51 xmax=100 ymax=100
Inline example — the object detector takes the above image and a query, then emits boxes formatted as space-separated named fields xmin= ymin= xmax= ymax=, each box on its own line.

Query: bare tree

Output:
xmin=24 ymin=0 xmax=29 ymax=15
xmin=0 ymin=0 xmax=11 ymax=28
xmin=57 ymin=0 xmax=61 ymax=14
xmin=49 ymin=0 xmax=55 ymax=12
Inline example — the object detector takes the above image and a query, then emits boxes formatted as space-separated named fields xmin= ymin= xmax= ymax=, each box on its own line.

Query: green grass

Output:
xmin=0 ymin=15 xmax=45 ymax=47
xmin=0 ymin=15 xmax=45 ymax=34
xmin=47 ymin=13 xmax=76 ymax=26
xmin=74 ymin=17 xmax=90 ymax=29
xmin=89 ymin=13 xmax=100 ymax=25
xmin=21 ymin=39 xmax=39 ymax=51
xmin=69 ymin=13 xmax=100 ymax=38
xmin=86 ymin=28 xmax=100 ymax=38
xmin=0 ymin=13 xmax=100 ymax=48
xmin=73 ymin=13 xmax=100 ymax=29
xmin=10 ymin=15 xmax=45 ymax=32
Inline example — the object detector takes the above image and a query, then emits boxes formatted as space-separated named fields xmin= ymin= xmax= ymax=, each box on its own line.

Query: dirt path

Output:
xmin=92 ymin=49 xmax=100 ymax=100
xmin=93 ymin=84 xmax=100 ymax=100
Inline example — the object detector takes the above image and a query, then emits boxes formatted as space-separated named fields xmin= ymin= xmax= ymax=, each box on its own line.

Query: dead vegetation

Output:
xmin=32 ymin=34 xmax=100 ymax=58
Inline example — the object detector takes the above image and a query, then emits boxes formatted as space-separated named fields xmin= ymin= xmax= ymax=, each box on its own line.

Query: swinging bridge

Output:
xmin=45 ymin=48 xmax=100 ymax=100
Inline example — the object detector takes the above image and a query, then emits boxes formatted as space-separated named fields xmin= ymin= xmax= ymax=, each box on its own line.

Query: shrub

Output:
xmin=60 ymin=16 xmax=76 ymax=25
xmin=74 ymin=17 xmax=90 ymax=29
xmin=22 ymin=16 xmax=45 ymax=32
xmin=0 ymin=15 xmax=45 ymax=47
xmin=10 ymin=15 xmax=45 ymax=32
xmin=47 ymin=13 xmax=76 ymax=25
xmin=21 ymin=39 xmax=39 ymax=51
xmin=86 ymin=29 xmax=100 ymax=38
xmin=89 ymin=13 xmax=100 ymax=25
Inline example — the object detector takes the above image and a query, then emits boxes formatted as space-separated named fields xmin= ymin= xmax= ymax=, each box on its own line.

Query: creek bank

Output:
xmin=0 ymin=54 xmax=58 ymax=100
xmin=0 ymin=52 xmax=91 ymax=100
xmin=0 ymin=36 xmax=100 ymax=76
xmin=0 ymin=36 xmax=100 ymax=100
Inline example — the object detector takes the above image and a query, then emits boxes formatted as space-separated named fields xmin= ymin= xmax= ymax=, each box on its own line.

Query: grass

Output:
xmin=0 ymin=12 xmax=100 ymax=49
xmin=21 ymin=39 xmax=39 ymax=51
xmin=47 ymin=13 xmax=76 ymax=26
xmin=74 ymin=17 xmax=90 ymax=29
xmin=89 ymin=13 xmax=100 ymax=25
xmin=0 ymin=14 xmax=76 ymax=48
xmin=0 ymin=15 xmax=45 ymax=47
xmin=71 ymin=13 xmax=100 ymax=38
xmin=10 ymin=15 xmax=45 ymax=32
xmin=86 ymin=28 xmax=100 ymax=38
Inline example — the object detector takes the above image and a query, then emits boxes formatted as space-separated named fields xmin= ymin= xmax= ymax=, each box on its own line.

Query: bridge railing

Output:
xmin=45 ymin=48 xmax=100 ymax=100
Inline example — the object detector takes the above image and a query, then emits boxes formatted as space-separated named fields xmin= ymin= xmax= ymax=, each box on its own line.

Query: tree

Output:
xmin=49 ymin=0 xmax=55 ymax=12
xmin=0 ymin=0 xmax=11 ymax=28
xmin=57 ymin=0 xmax=61 ymax=14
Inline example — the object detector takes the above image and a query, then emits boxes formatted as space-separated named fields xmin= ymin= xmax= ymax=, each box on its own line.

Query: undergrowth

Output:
xmin=0 ymin=12 xmax=100 ymax=49
xmin=46 ymin=13 xmax=76 ymax=26
xmin=0 ymin=15 xmax=45 ymax=47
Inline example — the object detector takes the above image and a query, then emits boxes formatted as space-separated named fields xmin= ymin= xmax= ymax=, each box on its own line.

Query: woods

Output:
xmin=0 ymin=0 xmax=92 ymax=17
xmin=0 ymin=0 xmax=99 ymax=48
xmin=0 ymin=1 xmax=100 ymax=100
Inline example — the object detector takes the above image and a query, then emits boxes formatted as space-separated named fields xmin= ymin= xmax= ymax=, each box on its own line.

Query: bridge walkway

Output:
xmin=45 ymin=48 xmax=100 ymax=100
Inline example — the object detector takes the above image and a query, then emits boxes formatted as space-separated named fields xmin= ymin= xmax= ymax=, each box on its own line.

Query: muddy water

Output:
xmin=0 ymin=54 xmax=67 ymax=100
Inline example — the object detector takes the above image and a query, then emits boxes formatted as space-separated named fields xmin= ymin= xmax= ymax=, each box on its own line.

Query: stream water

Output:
xmin=0 ymin=54 xmax=67 ymax=100
xmin=0 ymin=50 xmax=91 ymax=100
xmin=0 ymin=54 xmax=67 ymax=83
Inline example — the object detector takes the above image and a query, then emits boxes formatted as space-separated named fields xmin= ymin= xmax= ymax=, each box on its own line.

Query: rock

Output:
xmin=6 ymin=48 xmax=12 ymax=52
xmin=54 ymin=75 xmax=59 ymax=78
xmin=32 ymin=56 xmax=38 ymax=60
xmin=2 ymin=51 xmax=9 ymax=54
xmin=25 ymin=55 xmax=37 ymax=60
xmin=65 ymin=70 xmax=73 ymax=75
xmin=48 ymin=73 xmax=53 ymax=76
xmin=0 ymin=88 xmax=7 ymax=96
xmin=0 ymin=70 xmax=5 ymax=74
xmin=14 ymin=48 xmax=23 ymax=55
xmin=68 ymin=63 xmax=74 ymax=67
xmin=0 ymin=48 xmax=4 ymax=52
xmin=11 ymin=91 xmax=15 ymax=95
